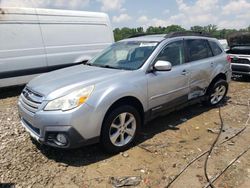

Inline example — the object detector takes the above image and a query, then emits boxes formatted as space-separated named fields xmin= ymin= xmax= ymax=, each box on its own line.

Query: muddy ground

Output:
xmin=0 ymin=77 xmax=250 ymax=188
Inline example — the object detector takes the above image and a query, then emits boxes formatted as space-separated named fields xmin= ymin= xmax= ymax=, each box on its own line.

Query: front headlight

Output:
xmin=44 ymin=85 xmax=94 ymax=111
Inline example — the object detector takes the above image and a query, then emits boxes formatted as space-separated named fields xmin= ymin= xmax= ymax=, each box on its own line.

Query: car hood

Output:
xmin=27 ymin=65 xmax=126 ymax=99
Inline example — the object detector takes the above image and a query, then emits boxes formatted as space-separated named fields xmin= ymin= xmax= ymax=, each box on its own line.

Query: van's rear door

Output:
xmin=0 ymin=8 xmax=47 ymax=80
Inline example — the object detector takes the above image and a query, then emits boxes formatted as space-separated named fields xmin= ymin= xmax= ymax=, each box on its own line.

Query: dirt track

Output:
xmin=0 ymin=78 xmax=250 ymax=188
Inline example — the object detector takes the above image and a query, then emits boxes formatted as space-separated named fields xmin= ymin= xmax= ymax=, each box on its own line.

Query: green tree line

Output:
xmin=113 ymin=24 xmax=250 ymax=41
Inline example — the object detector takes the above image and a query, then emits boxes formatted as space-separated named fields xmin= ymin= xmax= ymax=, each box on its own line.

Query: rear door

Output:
xmin=184 ymin=38 xmax=214 ymax=100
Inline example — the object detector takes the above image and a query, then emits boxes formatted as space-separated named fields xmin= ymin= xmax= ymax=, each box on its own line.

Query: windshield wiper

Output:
xmin=98 ymin=65 xmax=120 ymax=70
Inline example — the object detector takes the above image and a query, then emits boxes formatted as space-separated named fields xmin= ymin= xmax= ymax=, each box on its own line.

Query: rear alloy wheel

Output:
xmin=210 ymin=85 xmax=227 ymax=105
xmin=100 ymin=105 xmax=141 ymax=153
xmin=206 ymin=80 xmax=228 ymax=106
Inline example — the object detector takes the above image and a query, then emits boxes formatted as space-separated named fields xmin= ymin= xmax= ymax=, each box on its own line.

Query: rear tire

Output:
xmin=100 ymin=105 xmax=141 ymax=154
xmin=204 ymin=79 xmax=228 ymax=106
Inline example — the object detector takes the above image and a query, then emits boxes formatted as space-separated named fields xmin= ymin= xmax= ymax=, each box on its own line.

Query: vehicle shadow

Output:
xmin=0 ymin=86 xmax=24 ymax=99
xmin=36 ymin=100 xmax=228 ymax=167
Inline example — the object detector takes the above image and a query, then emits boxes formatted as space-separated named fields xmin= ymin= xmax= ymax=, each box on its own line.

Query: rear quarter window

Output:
xmin=209 ymin=41 xmax=223 ymax=56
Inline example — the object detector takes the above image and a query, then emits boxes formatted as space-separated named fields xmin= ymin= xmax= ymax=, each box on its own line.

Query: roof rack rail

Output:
xmin=128 ymin=31 xmax=212 ymax=39
xmin=164 ymin=31 xmax=212 ymax=38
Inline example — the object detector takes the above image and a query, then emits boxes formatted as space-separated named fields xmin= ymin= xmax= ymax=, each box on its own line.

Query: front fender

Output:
xmin=85 ymin=81 xmax=148 ymax=135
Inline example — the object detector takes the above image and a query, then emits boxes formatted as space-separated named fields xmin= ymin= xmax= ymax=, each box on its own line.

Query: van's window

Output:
xmin=90 ymin=41 xmax=158 ymax=70
xmin=155 ymin=40 xmax=185 ymax=66
xmin=186 ymin=39 xmax=213 ymax=62
xmin=209 ymin=41 xmax=223 ymax=56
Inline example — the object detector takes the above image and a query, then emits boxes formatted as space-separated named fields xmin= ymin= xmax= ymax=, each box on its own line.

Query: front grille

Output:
xmin=20 ymin=88 xmax=43 ymax=113
xmin=232 ymin=58 xmax=250 ymax=65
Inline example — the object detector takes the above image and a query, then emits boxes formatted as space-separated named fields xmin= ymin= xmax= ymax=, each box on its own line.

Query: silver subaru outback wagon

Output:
xmin=18 ymin=33 xmax=232 ymax=153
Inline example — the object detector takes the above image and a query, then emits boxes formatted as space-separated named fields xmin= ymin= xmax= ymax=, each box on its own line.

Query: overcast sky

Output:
xmin=0 ymin=0 xmax=250 ymax=30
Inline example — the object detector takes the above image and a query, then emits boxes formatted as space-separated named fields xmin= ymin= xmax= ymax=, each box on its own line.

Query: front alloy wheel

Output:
xmin=109 ymin=112 xmax=136 ymax=147
xmin=100 ymin=105 xmax=141 ymax=153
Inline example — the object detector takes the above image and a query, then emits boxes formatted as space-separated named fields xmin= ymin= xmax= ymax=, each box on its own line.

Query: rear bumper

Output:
xmin=232 ymin=63 xmax=250 ymax=75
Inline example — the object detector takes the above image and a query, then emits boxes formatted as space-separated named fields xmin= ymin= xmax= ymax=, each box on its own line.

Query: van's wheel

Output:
xmin=100 ymin=105 xmax=141 ymax=154
xmin=204 ymin=79 xmax=228 ymax=106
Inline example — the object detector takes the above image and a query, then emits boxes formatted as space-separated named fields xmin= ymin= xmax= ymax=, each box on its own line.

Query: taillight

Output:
xmin=227 ymin=55 xmax=231 ymax=63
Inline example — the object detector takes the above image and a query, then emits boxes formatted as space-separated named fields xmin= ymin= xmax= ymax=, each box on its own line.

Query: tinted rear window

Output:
xmin=186 ymin=39 xmax=213 ymax=62
xmin=209 ymin=41 xmax=223 ymax=56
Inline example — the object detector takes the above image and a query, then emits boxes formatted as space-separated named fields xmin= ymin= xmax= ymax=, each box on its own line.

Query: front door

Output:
xmin=147 ymin=40 xmax=190 ymax=114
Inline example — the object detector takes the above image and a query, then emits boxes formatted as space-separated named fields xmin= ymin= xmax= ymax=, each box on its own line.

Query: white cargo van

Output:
xmin=0 ymin=7 xmax=114 ymax=87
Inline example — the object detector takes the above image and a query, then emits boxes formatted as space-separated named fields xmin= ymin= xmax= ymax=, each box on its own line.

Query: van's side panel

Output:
xmin=0 ymin=8 xmax=47 ymax=87
xmin=36 ymin=9 xmax=114 ymax=67
xmin=0 ymin=8 xmax=114 ymax=88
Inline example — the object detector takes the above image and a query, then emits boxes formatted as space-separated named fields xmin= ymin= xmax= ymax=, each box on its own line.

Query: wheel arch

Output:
xmin=102 ymin=96 xmax=145 ymax=127
xmin=206 ymin=73 xmax=227 ymax=94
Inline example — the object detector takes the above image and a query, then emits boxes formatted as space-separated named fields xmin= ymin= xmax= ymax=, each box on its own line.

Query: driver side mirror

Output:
xmin=154 ymin=60 xmax=172 ymax=71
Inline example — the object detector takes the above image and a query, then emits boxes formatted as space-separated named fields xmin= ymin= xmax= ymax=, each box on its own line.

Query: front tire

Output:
xmin=204 ymin=79 xmax=228 ymax=106
xmin=100 ymin=105 xmax=141 ymax=154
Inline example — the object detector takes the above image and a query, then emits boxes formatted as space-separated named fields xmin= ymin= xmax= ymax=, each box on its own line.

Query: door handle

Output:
xmin=181 ymin=70 xmax=188 ymax=75
xmin=211 ymin=62 xmax=214 ymax=67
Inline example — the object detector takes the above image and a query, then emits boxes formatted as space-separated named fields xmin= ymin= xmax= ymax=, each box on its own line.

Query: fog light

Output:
xmin=56 ymin=133 xmax=68 ymax=146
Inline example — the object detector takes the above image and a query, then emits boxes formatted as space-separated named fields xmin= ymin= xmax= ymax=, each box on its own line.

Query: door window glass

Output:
xmin=155 ymin=40 xmax=185 ymax=66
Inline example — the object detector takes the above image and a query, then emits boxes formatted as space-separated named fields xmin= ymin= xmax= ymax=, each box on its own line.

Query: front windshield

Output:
xmin=89 ymin=41 xmax=158 ymax=70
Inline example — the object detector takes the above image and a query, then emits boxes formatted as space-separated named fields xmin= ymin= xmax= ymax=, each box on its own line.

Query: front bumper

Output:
xmin=232 ymin=63 xmax=250 ymax=75
xmin=18 ymin=101 xmax=100 ymax=149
